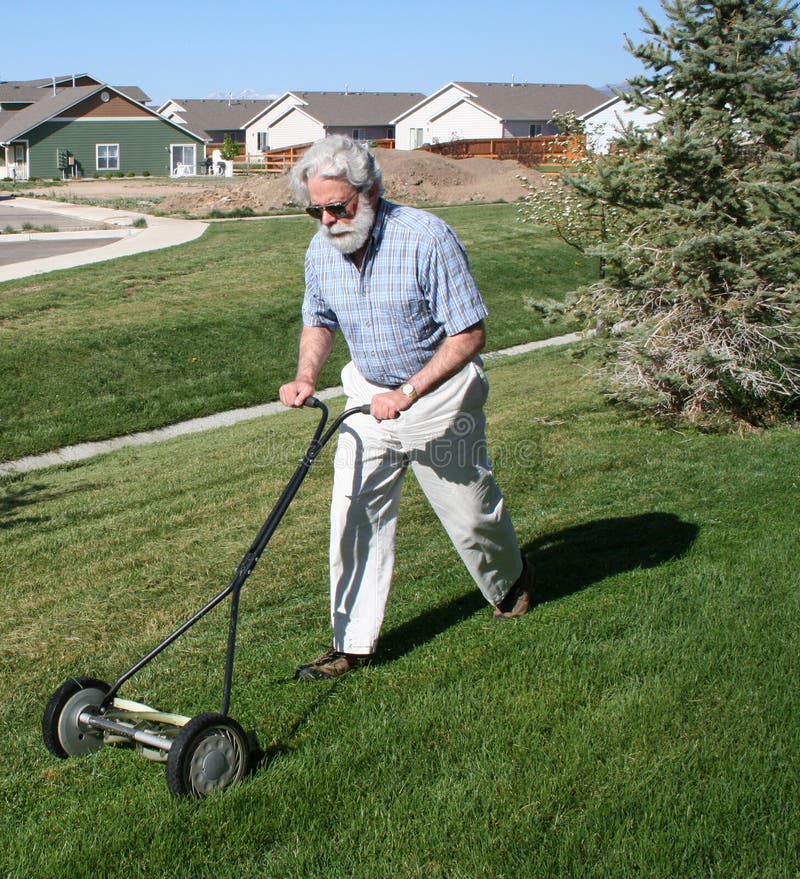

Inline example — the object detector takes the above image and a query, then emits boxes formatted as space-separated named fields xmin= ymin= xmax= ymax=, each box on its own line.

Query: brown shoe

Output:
xmin=294 ymin=647 xmax=373 ymax=681
xmin=493 ymin=557 xmax=535 ymax=619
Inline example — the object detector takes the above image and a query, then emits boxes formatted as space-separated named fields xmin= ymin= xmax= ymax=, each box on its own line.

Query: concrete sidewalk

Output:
xmin=0 ymin=334 xmax=582 ymax=476
xmin=0 ymin=196 xmax=208 ymax=282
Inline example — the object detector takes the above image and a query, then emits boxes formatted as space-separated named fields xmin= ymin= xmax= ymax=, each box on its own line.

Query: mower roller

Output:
xmin=42 ymin=397 xmax=369 ymax=798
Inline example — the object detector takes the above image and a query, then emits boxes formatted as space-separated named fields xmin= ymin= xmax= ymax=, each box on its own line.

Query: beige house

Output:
xmin=157 ymin=97 xmax=268 ymax=150
xmin=244 ymin=90 xmax=424 ymax=155
xmin=391 ymin=81 xmax=609 ymax=150
xmin=579 ymin=90 xmax=661 ymax=153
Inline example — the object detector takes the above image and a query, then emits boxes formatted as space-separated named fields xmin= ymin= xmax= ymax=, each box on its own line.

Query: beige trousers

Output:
xmin=329 ymin=360 xmax=522 ymax=654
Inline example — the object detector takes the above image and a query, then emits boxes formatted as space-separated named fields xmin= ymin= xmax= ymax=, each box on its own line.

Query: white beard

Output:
xmin=320 ymin=196 xmax=376 ymax=255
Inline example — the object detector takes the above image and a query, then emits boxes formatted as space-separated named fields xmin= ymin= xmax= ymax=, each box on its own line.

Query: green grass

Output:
xmin=0 ymin=204 xmax=597 ymax=461
xmin=1 ymin=350 xmax=798 ymax=878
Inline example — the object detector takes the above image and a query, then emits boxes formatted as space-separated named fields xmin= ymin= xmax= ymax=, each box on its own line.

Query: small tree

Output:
xmin=519 ymin=112 xmax=620 ymax=256
xmin=521 ymin=0 xmax=800 ymax=427
xmin=220 ymin=133 xmax=240 ymax=162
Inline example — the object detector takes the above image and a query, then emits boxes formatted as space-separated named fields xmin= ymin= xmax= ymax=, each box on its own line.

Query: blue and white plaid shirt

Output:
xmin=301 ymin=199 xmax=488 ymax=386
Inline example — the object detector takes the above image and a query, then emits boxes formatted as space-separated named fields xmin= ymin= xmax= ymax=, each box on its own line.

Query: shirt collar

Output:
xmin=368 ymin=197 xmax=392 ymax=250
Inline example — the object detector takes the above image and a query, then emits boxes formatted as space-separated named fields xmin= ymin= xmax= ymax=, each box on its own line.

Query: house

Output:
xmin=157 ymin=98 xmax=268 ymax=153
xmin=244 ymin=91 xmax=424 ymax=155
xmin=391 ymin=81 xmax=609 ymax=150
xmin=0 ymin=76 xmax=205 ymax=180
xmin=0 ymin=74 xmax=150 ymax=111
xmin=579 ymin=89 xmax=661 ymax=153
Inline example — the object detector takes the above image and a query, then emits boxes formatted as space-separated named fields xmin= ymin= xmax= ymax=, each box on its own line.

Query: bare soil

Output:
xmin=31 ymin=149 xmax=542 ymax=217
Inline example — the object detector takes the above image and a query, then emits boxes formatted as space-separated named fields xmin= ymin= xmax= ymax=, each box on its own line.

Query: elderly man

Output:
xmin=280 ymin=135 xmax=533 ymax=680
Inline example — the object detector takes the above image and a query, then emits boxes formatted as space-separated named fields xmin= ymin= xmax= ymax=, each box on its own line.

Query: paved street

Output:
xmin=0 ymin=235 xmax=122 ymax=265
xmin=0 ymin=196 xmax=207 ymax=282
xmin=0 ymin=198 xmax=109 ymax=232
xmin=0 ymin=198 xmax=119 ymax=267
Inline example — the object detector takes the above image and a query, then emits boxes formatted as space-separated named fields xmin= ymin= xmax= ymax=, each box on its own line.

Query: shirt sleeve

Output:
xmin=301 ymin=246 xmax=339 ymax=331
xmin=423 ymin=223 xmax=488 ymax=336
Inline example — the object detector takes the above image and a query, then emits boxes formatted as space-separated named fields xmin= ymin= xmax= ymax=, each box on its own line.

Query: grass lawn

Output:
xmin=0 ymin=204 xmax=597 ymax=461
xmin=1 ymin=349 xmax=798 ymax=878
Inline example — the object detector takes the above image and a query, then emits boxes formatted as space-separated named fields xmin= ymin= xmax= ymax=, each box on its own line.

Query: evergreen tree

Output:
xmin=527 ymin=0 xmax=800 ymax=426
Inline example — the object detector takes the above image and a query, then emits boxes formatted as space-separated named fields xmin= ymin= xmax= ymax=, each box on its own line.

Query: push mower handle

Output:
xmin=303 ymin=396 xmax=371 ymax=416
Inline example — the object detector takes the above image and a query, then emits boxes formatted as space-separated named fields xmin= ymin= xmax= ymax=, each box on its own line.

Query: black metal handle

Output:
xmin=102 ymin=394 xmax=372 ymax=715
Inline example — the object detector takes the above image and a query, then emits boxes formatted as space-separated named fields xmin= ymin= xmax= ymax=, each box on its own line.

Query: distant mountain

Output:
xmin=596 ymin=81 xmax=632 ymax=97
xmin=203 ymin=88 xmax=277 ymax=101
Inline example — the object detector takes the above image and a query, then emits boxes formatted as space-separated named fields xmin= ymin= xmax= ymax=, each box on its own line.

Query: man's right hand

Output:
xmin=279 ymin=380 xmax=316 ymax=408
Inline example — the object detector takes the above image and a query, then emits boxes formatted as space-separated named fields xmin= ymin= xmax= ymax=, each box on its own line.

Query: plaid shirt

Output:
xmin=301 ymin=199 xmax=488 ymax=386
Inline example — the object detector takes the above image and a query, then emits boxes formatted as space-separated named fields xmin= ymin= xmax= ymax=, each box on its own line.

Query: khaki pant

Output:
xmin=329 ymin=360 xmax=522 ymax=654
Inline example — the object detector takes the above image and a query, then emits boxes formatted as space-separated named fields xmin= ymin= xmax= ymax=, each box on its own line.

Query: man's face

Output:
xmin=307 ymin=176 xmax=378 ymax=255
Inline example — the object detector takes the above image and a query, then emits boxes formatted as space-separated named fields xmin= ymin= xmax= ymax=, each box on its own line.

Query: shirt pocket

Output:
xmin=379 ymin=278 xmax=431 ymax=328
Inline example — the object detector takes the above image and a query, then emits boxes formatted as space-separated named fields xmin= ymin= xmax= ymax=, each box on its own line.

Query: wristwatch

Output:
xmin=400 ymin=382 xmax=419 ymax=403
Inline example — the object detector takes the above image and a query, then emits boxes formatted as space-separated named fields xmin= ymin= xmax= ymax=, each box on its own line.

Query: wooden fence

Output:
xmin=231 ymin=136 xmax=579 ymax=176
xmin=420 ymin=135 xmax=585 ymax=166
xmin=238 ymin=139 xmax=396 ymax=175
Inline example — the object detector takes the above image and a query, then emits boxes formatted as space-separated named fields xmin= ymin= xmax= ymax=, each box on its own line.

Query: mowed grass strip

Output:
xmin=0 ymin=204 xmax=597 ymax=461
xmin=1 ymin=350 xmax=797 ymax=879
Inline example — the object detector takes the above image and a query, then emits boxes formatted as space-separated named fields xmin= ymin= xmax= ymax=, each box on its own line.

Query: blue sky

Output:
xmin=5 ymin=0 xmax=665 ymax=105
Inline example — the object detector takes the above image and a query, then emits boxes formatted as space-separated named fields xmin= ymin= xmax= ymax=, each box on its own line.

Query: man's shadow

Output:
xmin=378 ymin=511 xmax=699 ymax=661
xmin=256 ymin=511 xmax=698 ymax=769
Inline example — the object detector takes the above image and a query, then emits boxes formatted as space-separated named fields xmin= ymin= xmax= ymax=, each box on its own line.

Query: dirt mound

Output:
xmin=157 ymin=148 xmax=542 ymax=217
xmin=375 ymin=148 xmax=537 ymax=204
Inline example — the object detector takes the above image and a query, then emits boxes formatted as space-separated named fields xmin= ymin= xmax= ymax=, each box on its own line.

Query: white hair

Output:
xmin=289 ymin=135 xmax=384 ymax=203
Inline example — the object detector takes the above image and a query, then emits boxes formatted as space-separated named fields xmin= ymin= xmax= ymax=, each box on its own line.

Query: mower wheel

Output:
xmin=42 ymin=676 xmax=110 ymax=759
xmin=165 ymin=713 xmax=250 ymax=798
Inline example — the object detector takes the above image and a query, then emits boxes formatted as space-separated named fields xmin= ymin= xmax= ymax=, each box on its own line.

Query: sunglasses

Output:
xmin=305 ymin=190 xmax=359 ymax=220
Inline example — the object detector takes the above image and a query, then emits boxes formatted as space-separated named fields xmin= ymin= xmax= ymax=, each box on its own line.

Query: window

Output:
xmin=96 ymin=143 xmax=119 ymax=170
xmin=529 ymin=124 xmax=544 ymax=137
xmin=257 ymin=131 xmax=269 ymax=151
xmin=352 ymin=129 xmax=367 ymax=142
xmin=410 ymin=127 xmax=424 ymax=149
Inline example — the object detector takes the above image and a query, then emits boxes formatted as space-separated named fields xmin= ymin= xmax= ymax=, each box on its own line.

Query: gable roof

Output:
xmin=0 ymin=86 xmax=99 ymax=142
xmin=0 ymin=84 xmax=48 ymax=104
xmin=455 ymin=82 xmax=609 ymax=120
xmin=5 ymin=74 xmax=97 ymax=89
xmin=0 ymin=76 xmax=149 ymax=105
xmin=247 ymin=90 xmax=424 ymax=128
xmin=392 ymin=81 xmax=608 ymax=124
xmin=157 ymin=98 xmax=268 ymax=139
xmin=0 ymin=84 xmax=200 ymax=144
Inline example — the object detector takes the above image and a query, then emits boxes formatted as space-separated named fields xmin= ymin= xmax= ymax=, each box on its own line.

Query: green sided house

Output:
xmin=0 ymin=80 xmax=205 ymax=180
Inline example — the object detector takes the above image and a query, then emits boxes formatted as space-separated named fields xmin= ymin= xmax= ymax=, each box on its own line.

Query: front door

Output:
xmin=11 ymin=142 xmax=28 ymax=180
